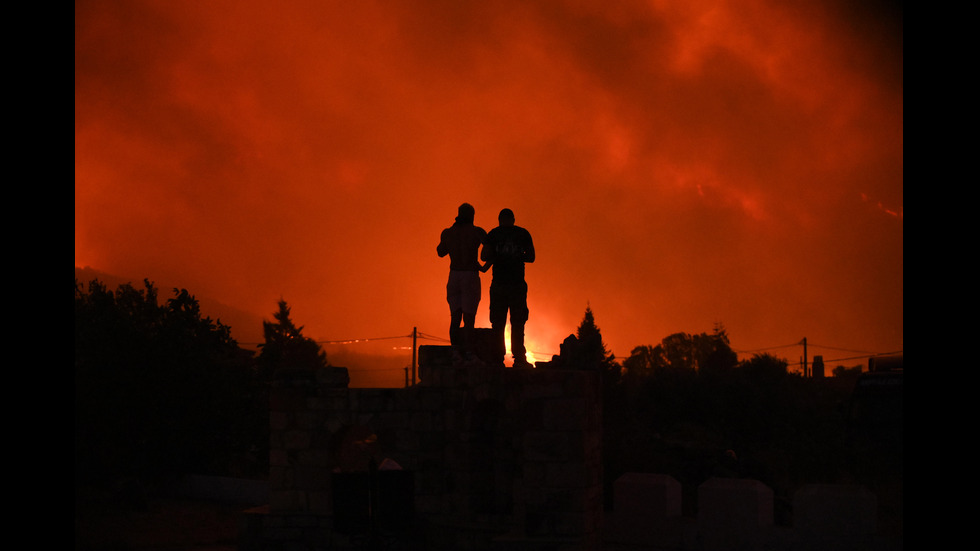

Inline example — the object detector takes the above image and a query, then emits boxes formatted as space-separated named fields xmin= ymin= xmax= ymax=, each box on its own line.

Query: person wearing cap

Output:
xmin=481 ymin=208 xmax=535 ymax=368
xmin=437 ymin=203 xmax=488 ymax=364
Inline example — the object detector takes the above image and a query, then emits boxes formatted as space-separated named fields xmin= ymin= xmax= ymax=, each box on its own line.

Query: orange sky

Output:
xmin=75 ymin=0 xmax=902 ymax=376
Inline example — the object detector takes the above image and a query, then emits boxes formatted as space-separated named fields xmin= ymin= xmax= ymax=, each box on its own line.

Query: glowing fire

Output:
xmin=503 ymin=325 xmax=548 ymax=367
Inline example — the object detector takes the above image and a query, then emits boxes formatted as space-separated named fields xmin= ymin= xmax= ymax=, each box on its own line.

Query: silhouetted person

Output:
xmin=437 ymin=203 xmax=488 ymax=364
xmin=482 ymin=208 xmax=535 ymax=367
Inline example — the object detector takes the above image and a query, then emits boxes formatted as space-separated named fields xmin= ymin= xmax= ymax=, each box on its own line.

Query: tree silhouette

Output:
xmin=575 ymin=305 xmax=618 ymax=375
xmin=623 ymin=325 xmax=736 ymax=377
xmin=695 ymin=324 xmax=739 ymax=375
xmin=75 ymin=278 xmax=260 ymax=482
xmin=256 ymin=298 xmax=328 ymax=379
xmin=738 ymin=352 xmax=789 ymax=382
xmin=623 ymin=344 xmax=656 ymax=376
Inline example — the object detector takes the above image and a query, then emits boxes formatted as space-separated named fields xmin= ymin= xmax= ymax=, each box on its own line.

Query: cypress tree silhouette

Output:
xmin=257 ymin=299 xmax=328 ymax=378
xmin=575 ymin=305 xmax=618 ymax=375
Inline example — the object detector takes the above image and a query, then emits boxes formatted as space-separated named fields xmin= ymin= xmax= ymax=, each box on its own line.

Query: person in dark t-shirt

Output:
xmin=481 ymin=208 xmax=535 ymax=367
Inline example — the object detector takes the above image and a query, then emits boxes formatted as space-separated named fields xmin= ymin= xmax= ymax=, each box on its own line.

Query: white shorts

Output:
xmin=446 ymin=270 xmax=481 ymax=315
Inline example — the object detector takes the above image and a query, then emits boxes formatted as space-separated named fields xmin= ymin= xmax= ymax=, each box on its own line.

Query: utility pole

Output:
xmin=801 ymin=337 xmax=808 ymax=378
xmin=411 ymin=326 xmax=418 ymax=386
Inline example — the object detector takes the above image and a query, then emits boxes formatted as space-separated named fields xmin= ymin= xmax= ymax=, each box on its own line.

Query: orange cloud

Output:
xmin=76 ymin=0 xmax=902 ymax=381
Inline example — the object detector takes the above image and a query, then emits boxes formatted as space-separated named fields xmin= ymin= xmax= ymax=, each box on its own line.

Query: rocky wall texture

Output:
xmin=261 ymin=334 xmax=602 ymax=550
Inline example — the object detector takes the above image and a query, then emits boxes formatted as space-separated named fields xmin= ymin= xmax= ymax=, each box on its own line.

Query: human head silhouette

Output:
xmin=456 ymin=203 xmax=475 ymax=224
xmin=498 ymin=208 xmax=515 ymax=226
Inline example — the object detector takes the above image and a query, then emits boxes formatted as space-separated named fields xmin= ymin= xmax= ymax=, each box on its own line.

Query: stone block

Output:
xmin=269 ymin=450 xmax=289 ymax=468
xmin=542 ymin=398 xmax=588 ymax=431
xmin=269 ymin=489 xmax=308 ymax=512
xmin=522 ymin=462 xmax=547 ymax=489
xmin=544 ymin=487 xmax=588 ymax=513
xmin=545 ymin=462 xmax=591 ymax=488
xmin=411 ymin=410 xmax=439 ymax=431
xmin=419 ymin=344 xmax=453 ymax=367
xmin=523 ymin=430 xmax=571 ymax=461
xmin=315 ymin=366 xmax=350 ymax=387
xmin=604 ymin=474 xmax=676 ymax=548
xmin=417 ymin=387 xmax=448 ymax=411
xmin=793 ymin=484 xmax=877 ymax=539
xmin=282 ymin=429 xmax=311 ymax=450
xmin=418 ymin=363 xmax=443 ymax=386
xmin=613 ymin=473 xmax=682 ymax=519
xmin=698 ymin=477 xmax=773 ymax=551
xmin=307 ymin=491 xmax=333 ymax=514
xmin=293 ymin=410 xmax=317 ymax=430
xmin=520 ymin=379 xmax=567 ymax=401
xmin=349 ymin=388 xmax=393 ymax=411
xmin=551 ymin=511 xmax=589 ymax=536
xmin=321 ymin=389 xmax=351 ymax=410
xmin=473 ymin=327 xmax=505 ymax=364
xmin=273 ymin=367 xmax=316 ymax=384
xmin=414 ymin=493 xmax=445 ymax=516
xmin=268 ymin=387 xmax=310 ymax=412
xmin=269 ymin=411 xmax=289 ymax=431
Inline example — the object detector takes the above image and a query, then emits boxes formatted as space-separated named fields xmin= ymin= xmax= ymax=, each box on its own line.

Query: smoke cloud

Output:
xmin=75 ymin=0 xmax=903 ymax=375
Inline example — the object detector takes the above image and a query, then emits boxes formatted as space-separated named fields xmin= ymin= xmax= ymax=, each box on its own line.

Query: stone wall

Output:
xmin=243 ymin=338 xmax=899 ymax=550
xmin=246 ymin=330 xmax=603 ymax=551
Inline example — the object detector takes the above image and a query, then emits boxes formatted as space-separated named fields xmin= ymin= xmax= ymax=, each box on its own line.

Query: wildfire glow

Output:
xmin=75 ymin=0 xmax=902 ymax=387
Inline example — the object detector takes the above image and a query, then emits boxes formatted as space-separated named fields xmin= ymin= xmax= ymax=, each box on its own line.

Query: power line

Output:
xmin=316 ymin=334 xmax=412 ymax=345
xmin=736 ymin=341 xmax=886 ymax=357
xmin=803 ymin=342 xmax=876 ymax=355
xmin=239 ymin=329 xmax=441 ymax=349
xmin=820 ymin=350 xmax=903 ymax=365
xmin=238 ymin=332 xmax=418 ymax=348
xmin=734 ymin=341 xmax=802 ymax=354
xmin=416 ymin=332 xmax=450 ymax=343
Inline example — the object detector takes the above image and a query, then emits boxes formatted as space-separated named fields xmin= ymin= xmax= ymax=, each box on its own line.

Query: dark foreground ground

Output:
xmin=76 ymin=488 xmax=902 ymax=551
xmin=75 ymin=492 xmax=242 ymax=551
